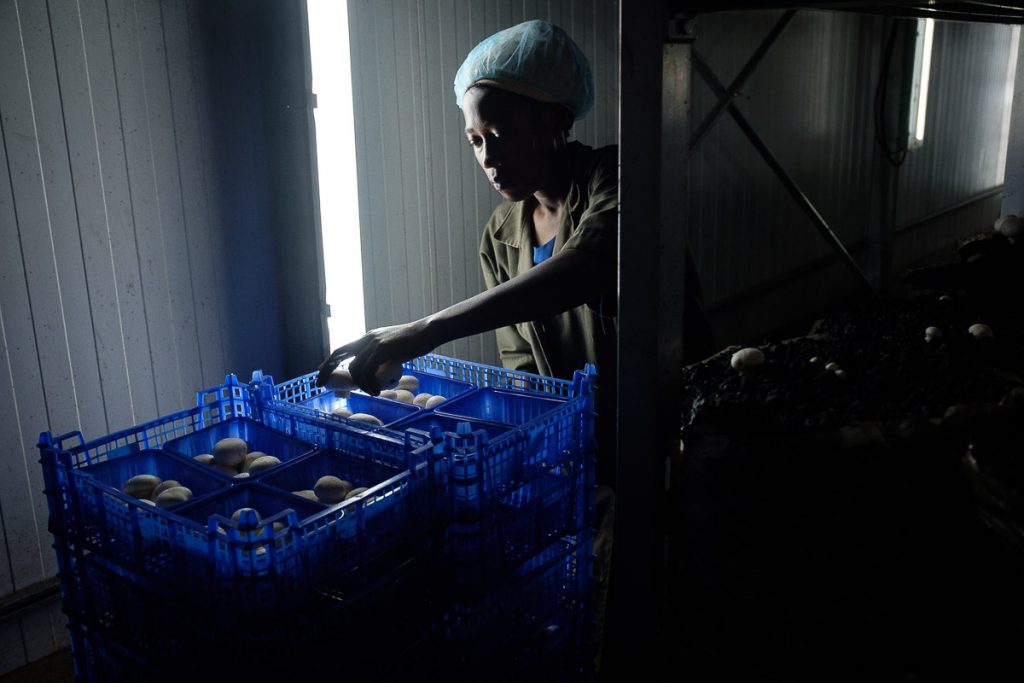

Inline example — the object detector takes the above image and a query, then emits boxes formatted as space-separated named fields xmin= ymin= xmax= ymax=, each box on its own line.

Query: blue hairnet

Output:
xmin=454 ymin=20 xmax=594 ymax=120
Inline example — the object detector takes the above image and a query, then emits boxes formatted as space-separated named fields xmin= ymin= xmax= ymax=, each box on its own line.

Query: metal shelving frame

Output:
xmin=613 ymin=1 xmax=1024 ymax=676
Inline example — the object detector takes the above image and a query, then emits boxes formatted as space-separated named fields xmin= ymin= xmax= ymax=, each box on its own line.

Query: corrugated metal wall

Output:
xmin=691 ymin=11 xmax=1017 ymax=326
xmin=347 ymin=0 xmax=619 ymax=367
xmin=0 ymin=0 xmax=288 ymax=672
xmin=690 ymin=10 xmax=883 ymax=312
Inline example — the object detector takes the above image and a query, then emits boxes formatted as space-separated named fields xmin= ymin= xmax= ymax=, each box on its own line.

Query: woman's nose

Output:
xmin=481 ymin=140 xmax=501 ymax=169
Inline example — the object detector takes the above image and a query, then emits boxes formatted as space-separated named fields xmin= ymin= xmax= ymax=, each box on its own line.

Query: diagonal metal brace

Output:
xmin=692 ymin=49 xmax=876 ymax=297
xmin=687 ymin=9 xmax=797 ymax=160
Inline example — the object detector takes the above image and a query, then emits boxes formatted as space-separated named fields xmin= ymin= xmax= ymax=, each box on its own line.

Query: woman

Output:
xmin=316 ymin=21 xmax=713 ymax=471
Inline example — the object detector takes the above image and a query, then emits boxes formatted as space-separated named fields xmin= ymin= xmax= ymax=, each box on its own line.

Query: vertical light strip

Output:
xmin=996 ymin=26 xmax=1021 ymax=186
xmin=306 ymin=0 xmax=365 ymax=349
xmin=915 ymin=18 xmax=935 ymax=142
xmin=909 ymin=17 xmax=936 ymax=147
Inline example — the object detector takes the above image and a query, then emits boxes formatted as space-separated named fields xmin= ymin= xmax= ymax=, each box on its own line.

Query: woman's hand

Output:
xmin=315 ymin=318 xmax=439 ymax=394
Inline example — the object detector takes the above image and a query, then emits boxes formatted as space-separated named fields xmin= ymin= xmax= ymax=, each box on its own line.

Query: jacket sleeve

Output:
xmin=560 ymin=146 xmax=617 ymax=262
xmin=479 ymin=233 xmax=538 ymax=373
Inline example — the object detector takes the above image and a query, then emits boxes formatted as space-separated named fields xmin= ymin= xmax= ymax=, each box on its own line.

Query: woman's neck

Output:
xmin=531 ymin=145 xmax=572 ymax=215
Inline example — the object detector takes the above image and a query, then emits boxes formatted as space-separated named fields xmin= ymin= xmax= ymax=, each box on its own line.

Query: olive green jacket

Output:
xmin=478 ymin=141 xmax=716 ymax=383
xmin=479 ymin=142 xmax=618 ymax=381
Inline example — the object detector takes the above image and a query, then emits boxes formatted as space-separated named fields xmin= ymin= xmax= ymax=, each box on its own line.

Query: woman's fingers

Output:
xmin=315 ymin=340 xmax=364 ymax=386
xmin=348 ymin=341 xmax=382 ymax=395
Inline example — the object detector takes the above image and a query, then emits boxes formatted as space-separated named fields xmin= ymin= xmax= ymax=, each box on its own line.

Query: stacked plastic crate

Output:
xmin=255 ymin=354 xmax=598 ymax=680
xmin=39 ymin=354 xmax=597 ymax=680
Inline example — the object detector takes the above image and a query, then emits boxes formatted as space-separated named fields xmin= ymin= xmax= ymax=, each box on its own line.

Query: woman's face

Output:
xmin=462 ymin=86 xmax=558 ymax=202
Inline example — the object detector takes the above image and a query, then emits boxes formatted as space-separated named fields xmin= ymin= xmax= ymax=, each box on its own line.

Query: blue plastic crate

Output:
xmin=39 ymin=374 xmax=256 ymax=541
xmin=296 ymin=390 xmax=420 ymax=425
xmin=254 ymin=399 xmax=448 ymax=521
xmin=66 ymin=625 xmax=155 ymax=683
xmin=172 ymin=481 xmax=325 ymax=529
xmin=421 ymin=530 xmax=596 ymax=681
xmin=252 ymin=363 xmax=475 ymax=422
xmin=66 ymin=450 xmax=228 ymax=563
xmin=437 ymin=384 xmax=594 ymax=517
xmin=251 ymin=353 xmax=581 ymax=419
xmin=448 ymin=453 xmax=596 ymax=581
xmin=57 ymin=537 xmax=443 ymax=680
xmin=74 ymin=448 xmax=228 ymax=505
xmin=39 ymin=375 xmax=438 ymax=591
xmin=389 ymin=411 xmax=513 ymax=440
xmin=163 ymin=416 xmax=316 ymax=479
xmin=439 ymin=387 xmax=568 ymax=425
xmin=253 ymin=356 xmax=597 ymax=519
xmin=260 ymin=448 xmax=402 ymax=503
xmin=407 ymin=353 xmax=579 ymax=397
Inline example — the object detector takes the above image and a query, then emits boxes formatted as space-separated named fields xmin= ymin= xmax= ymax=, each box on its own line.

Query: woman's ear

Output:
xmin=541 ymin=104 xmax=574 ymax=150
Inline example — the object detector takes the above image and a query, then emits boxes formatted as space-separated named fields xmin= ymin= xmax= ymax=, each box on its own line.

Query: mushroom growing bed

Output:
xmin=672 ymin=228 xmax=1024 ymax=681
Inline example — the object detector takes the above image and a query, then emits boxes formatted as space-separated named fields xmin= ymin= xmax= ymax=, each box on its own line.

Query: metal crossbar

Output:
xmin=687 ymin=10 xmax=797 ymax=158
xmin=691 ymin=47 xmax=877 ymax=295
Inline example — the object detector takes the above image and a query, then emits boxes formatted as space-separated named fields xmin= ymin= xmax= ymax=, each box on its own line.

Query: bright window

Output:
xmin=307 ymin=0 xmax=365 ymax=349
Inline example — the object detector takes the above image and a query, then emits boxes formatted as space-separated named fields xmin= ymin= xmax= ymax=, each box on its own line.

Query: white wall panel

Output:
xmin=0 ymin=0 xmax=286 ymax=670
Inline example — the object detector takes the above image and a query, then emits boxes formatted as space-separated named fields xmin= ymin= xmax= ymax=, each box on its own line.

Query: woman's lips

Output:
xmin=492 ymin=175 xmax=515 ymax=190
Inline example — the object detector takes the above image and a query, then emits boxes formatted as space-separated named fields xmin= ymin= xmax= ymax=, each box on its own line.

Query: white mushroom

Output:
xmin=924 ymin=326 xmax=942 ymax=343
xmin=154 ymin=486 xmax=193 ymax=508
xmin=995 ymin=215 xmax=1023 ymax=243
xmin=824 ymin=362 xmax=840 ymax=372
xmin=834 ymin=369 xmax=847 ymax=380
xmin=968 ymin=323 xmax=993 ymax=339
xmin=213 ymin=438 xmax=247 ymax=468
xmin=246 ymin=455 xmax=282 ymax=475
xmin=241 ymin=451 xmax=265 ymax=473
xmin=314 ymin=476 xmax=353 ymax=504
xmin=231 ymin=508 xmax=261 ymax=529
xmin=123 ymin=474 xmax=161 ymax=499
xmin=324 ymin=368 xmax=355 ymax=391
xmin=375 ymin=360 xmax=405 ymax=391
xmin=345 ymin=487 xmax=369 ymax=500
xmin=397 ymin=375 xmax=420 ymax=393
xmin=729 ymin=348 xmax=765 ymax=372
xmin=348 ymin=413 xmax=384 ymax=426
xmin=424 ymin=395 xmax=447 ymax=409
xmin=151 ymin=480 xmax=182 ymax=500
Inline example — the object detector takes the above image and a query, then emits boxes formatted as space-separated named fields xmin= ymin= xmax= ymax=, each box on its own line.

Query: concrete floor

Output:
xmin=0 ymin=649 xmax=74 ymax=683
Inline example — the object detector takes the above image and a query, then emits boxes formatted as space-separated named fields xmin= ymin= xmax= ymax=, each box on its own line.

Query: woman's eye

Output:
xmin=467 ymin=137 xmax=482 ymax=148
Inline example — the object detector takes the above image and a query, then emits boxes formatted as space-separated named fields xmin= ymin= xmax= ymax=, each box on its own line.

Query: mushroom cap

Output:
xmin=968 ymin=323 xmax=994 ymax=338
xmin=994 ymin=214 xmax=1023 ymax=239
xmin=730 ymin=347 xmax=765 ymax=371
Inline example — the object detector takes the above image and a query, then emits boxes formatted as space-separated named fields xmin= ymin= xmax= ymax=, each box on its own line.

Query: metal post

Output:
xmin=614 ymin=2 xmax=692 ymax=676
